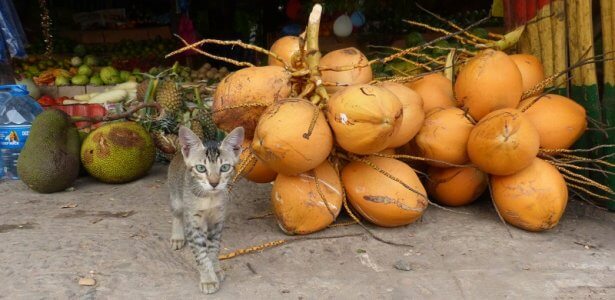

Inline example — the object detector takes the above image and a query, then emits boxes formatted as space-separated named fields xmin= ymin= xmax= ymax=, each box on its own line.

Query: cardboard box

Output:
xmin=38 ymin=85 xmax=59 ymax=98
xmin=57 ymin=86 xmax=86 ymax=98
xmin=85 ymin=85 xmax=108 ymax=94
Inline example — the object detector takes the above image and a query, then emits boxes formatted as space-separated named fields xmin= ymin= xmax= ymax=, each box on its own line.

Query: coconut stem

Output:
xmin=168 ymin=35 xmax=293 ymax=70
xmin=172 ymin=34 xmax=255 ymax=68
xmin=371 ymin=153 xmax=472 ymax=168
xmin=540 ymin=144 xmax=615 ymax=153
xmin=414 ymin=3 xmax=494 ymax=44
xmin=481 ymin=25 xmax=525 ymax=51
xmin=312 ymin=171 xmax=338 ymax=219
xmin=566 ymin=183 xmax=613 ymax=201
xmin=211 ymin=102 xmax=270 ymax=114
xmin=368 ymin=45 xmax=449 ymax=65
xmin=302 ymin=103 xmax=321 ymax=139
xmin=218 ymin=240 xmax=287 ymax=260
xmin=233 ymin=150 xmax=258 ymax=183
xmin=303 ymin=4 xmax=329 ymax=105
xmin=403 ymin=20 xmax=479 ymax=46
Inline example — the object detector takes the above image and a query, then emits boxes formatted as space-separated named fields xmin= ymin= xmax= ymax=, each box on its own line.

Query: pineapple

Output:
xmin=136 ymin=79 xmax=150 ymax=101
xmin=190 ymin=120 xmax=205 ymax=141
xmin=200 ymin=112 xmax=218 ymax=141
xmin=152 ymin=131 xmax=178 ymax=154
xmin=156 ymin=80 xmax=182 ymax=113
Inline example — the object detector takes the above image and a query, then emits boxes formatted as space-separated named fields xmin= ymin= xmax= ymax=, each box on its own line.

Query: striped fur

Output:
xmin=168 ymin=126 xmax=244 ymax=294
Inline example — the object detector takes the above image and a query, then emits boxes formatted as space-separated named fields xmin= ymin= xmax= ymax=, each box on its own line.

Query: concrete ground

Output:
xmin=0 ymin=164 xmax=613 ymax=299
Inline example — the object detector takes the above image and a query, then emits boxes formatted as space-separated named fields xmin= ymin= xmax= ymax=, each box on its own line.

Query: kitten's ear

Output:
xmin=221 ymin=127 xmax=244 ymax=157
xmin=178 ymin=126 xmax=203 ymax=158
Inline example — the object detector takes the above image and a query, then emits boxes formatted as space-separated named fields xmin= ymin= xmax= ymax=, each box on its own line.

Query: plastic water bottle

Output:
xmin=0 ymin=85 xmax=43 ymax=180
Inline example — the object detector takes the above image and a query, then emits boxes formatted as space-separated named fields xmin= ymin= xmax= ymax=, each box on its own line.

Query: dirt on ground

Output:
xmin=0 ymin=164 xmax=614 ymax=299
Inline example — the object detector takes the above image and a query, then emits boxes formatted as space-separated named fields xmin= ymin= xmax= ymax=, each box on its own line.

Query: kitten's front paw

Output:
xmin=200 ymin=280 xmax=220 ymax=294
xmin=170 ymin=238 xmax=185 ymax=250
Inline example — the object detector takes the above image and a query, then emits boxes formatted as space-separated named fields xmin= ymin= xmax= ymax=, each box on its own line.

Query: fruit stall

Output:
xmin=0 ymin=0 xmax=614 ymax=271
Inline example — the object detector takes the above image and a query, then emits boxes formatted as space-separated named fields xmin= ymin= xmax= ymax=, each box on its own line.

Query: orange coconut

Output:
xmin=320 ymin=47 xmax=373 ymax=94
xmin=252 ymin=99 xmax=333 ymax=176
xmin=467 ymin=108 xmax=540 ymax=175
xmin=378 ymin=82 xmax=425 ymax=148
xmin=342 ymin=156 xmax=428 ymax=227
xmin=268 ymin=36 xmax=302 ymax=68
xmin=405 ymin=73 xmax=457 ymax=113
xmin=326 ymin=84 xmax=402 ymax=154
xmin=213 ymin=66 xmax=292 ymax=138
xmin=414 ymin=107 xmax=475 ymax=166
xmin=455 ymin=49 xmax=523 ymax=120
xmin=510 ymin=54 xmax=545 ymax=94
xmin=491 ymin=158 xmax=568 ymax=232
xmin=272 ymin=160 xmax=342 ymax=235
xmin=519 ymin=94 xmax=587 ymax=150
xmin=237 ymin=140 xmax=277 ymax=183
xmin=426 ymin=166 xmax=488 ymax=206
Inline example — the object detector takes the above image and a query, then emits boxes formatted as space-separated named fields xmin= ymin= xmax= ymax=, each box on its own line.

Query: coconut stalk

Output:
xmin=601 ymin=0 xmax=615 ymax=210
xmin=303 ymin=4 xmax=329 ymax=105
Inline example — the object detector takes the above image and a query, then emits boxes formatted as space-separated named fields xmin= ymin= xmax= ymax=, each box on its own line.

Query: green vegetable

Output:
xmin=89 ymin=75 xmax=104 ymax=86
xmin=119 ymin=70 xmax=131 ymax=82
xmin=100 ymin=66 xmax=119 ymax=84
xmin=77 ymin=65 xmax=93 ymax=76
xmin=71 ymin=74 xmax=89 ymax=85
xmin=107 ymin=75 xmax=121 ymax=85
xmin=55 ymin=76 xmax=70 ymax=86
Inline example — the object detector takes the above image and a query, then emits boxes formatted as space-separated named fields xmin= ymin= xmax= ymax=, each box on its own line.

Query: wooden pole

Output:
xmin=537 ymin=0 xmax=554 ymax=85
xmin=551 ymin=0 xmax=568 ymax=94
xmin=600 ymin=0 xmax=615 ymax=210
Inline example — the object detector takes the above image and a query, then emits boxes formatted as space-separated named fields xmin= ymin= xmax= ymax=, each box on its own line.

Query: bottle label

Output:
xmin=0 ymin=125 xmax=31 ymax=150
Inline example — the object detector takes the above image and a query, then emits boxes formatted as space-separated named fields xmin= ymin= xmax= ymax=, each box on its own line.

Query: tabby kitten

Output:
xmin=167 ymin=126 xmax=244 ymax=294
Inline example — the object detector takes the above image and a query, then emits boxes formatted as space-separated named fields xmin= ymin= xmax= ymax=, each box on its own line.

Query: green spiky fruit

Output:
xmin=81 ymin=121 xmax=155 ymax=183
xmin=201 ymin=112 xmax=218 ymax=141
xmin=156 ymin=80 xmax=182 ymax=112
xmin=190 ymin=120 xmax=205 ymax=141
xmin=137 ymin=79 xmax=150 ymax=101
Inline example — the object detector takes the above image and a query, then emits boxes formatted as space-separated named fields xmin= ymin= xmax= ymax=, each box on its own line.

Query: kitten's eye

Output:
xmin=195 ymin=164 xmax=207 ymax=173
xmin=220 ymin=164 xmax=231 ymax=172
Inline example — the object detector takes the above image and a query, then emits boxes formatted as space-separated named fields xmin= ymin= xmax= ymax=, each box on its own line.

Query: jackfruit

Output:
xmin=17 ymin=109 xmax=81 ymax=193
xmin=81 ymin=121 xmax=155 ymax=183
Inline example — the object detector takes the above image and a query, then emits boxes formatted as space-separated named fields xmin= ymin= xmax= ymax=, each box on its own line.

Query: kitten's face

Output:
xmin=179 ymin=126 xmax=244 ymax=192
